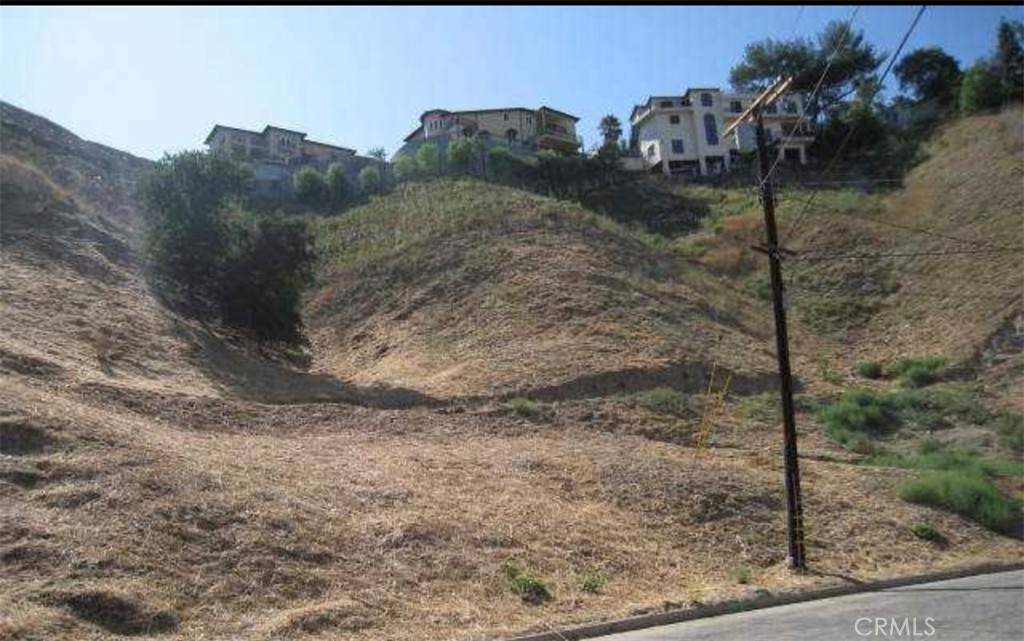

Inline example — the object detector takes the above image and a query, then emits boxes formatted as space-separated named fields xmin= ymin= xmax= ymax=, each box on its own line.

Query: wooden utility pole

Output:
xmin=723 ymin=76 xmax=806 ymax=571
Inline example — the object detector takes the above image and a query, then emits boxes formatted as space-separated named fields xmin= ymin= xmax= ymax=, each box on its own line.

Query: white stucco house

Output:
xmin=626 ymin=87 xmax=815 ymax=177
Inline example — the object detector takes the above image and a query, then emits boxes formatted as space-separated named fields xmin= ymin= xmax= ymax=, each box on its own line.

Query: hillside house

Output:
xmin=626 ymin=87 xmax=815 ymax=176
xmin=204 ymin=124 xmax=367 ymax=198
xmin=396 ymin=106 xmax=581 ymax=159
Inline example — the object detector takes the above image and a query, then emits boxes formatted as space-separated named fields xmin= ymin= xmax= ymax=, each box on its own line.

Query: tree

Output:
xmin=293 ymin=166 xmax=326 ymax=206
xmin=359 ymin=165 xmax=381 ymax=194
xmin=599 ymin=114 xmax=623 ymax=147
xmin=487 ymin=146 xmax=516 ymax=184
xmin=325 ymin=162 xmax=351 ymax=208
xmin=729 ymin=20 xmax=885 ymax=120
xmin=416 ymin=143 xmax=440 ymax=176
xmin=139 ymin=150 xmax=250 ymax=313
xmin=996 ymin=18 xmax=1024 ymax=99
xmin=960 ymin=60 xmax=1004 ymax=114
xmin=393 ymin=154 xmax=419 ymax=182
xmin=894 ymin=47 xmax=962 ymax=111
xmin=367 ymin=147 xmax=387 ymax=194
xmin=447 ymin=138 xmax=475 ymax=175
xmin=219 ymin=209 xmax=314 ymax=344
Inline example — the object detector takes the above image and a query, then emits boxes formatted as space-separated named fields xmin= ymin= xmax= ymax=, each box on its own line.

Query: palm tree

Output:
xmin=598 ymin=114 xmax=623 ymax=147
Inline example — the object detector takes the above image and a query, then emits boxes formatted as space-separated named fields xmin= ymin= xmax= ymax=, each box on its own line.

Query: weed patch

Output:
xmin=909 ymin=523 xmax=946 ymax=544
xmin=500 ymin=561 xmax=552 ymax=604
xmin=639 ymin=387 xmax=690 ymax=417
xmin=900 ymin=471 xmax=1021 ymax=536
xmin=506 ymin=397 xmax=545 ymax=422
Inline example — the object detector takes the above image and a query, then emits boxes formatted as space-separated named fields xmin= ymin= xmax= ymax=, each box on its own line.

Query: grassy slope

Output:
xmin=309 ymin=179 xmax=777 ymax=399
xmin=1 ymin=106 xmax=1021 ymax=641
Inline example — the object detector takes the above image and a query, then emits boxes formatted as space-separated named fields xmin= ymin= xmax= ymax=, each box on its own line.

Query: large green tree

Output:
xmin=359 ymin=164 xmax=381 ymax=194
xmin=416 ymin=143 xmax=440 ymax=176
xmin=293 ymin=166 xmax=326 ymax=206
xmin=729 ymin=20 xmax=885 ymax=120
xmin=996 ymin=18 xmax=1024 ymax=98
xmin=960 ymin=60 xmax=1004 ymax=114
xmin=447 ymin=138 xmax=475 ymax=175
xmin=894 ymin=47 xmax=962 ymax=110
xmin=139 ymin=150 xmax=250 ymax=313
xmin=325 ymin=162 xmax=351 ymax=208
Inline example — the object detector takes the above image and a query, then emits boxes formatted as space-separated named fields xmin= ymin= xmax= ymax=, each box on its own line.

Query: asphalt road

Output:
xmin=598 ymin=570 xmax=1024 ymax=641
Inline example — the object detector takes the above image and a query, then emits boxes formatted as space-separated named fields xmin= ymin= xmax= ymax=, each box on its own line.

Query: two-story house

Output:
xmin=628 ymin=87 xmax=814 ymax=177
xmin=204 ymin=124 xmax=356 ymax=166
xmin=397 ymin=106 xmax=581 ymax=159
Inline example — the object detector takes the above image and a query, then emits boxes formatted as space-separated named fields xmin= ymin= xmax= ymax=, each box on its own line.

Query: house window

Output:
xmin=671 ymin=139 xmax=685 ymax=154
xmin=704 ymin=114 xmax=719 ymax=145
xmin=659 ymin=100 xmax=673 ymax=108
xmin=700 ymin=93 xmax=713 ymax=107
xmin=647 ymin=144 xmax=656 ymax=158
xmin=730 ymin=101 xmax=742 ymax=113
xmin=503 ymin=113 xmax=509 ymax=121
xmin=669 ymin=115 xmax=680 ymax=125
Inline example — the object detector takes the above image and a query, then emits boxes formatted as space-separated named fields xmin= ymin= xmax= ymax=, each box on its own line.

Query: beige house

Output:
xmin=204 ymin=124 xmax=356 ymax=165
xmin=628 ymin=87 xmax=814 ymax=176
xmin=401 ymin=106 xmax=581 ymax=155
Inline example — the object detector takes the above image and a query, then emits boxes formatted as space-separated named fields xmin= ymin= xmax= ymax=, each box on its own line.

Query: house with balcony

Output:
xmin=204 ymin=124 xmax=363 ymax=197
xmin=626 ymin=87 xmax=815 ymax=177
xmin=396 ymin=106 xmax=581 ymax=159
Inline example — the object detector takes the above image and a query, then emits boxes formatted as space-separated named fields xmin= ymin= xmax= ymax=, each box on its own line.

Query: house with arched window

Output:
xmin=626 ymin=87 xmax=814 ymax=177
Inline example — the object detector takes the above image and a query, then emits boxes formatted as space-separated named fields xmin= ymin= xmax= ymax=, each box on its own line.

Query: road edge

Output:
xmin=498 ymin=561 xmax=1024 ymax=641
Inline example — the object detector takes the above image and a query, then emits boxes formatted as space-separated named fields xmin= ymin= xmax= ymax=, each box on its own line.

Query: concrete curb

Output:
xmin=498 ymin=561 xmax=1024 ymax=641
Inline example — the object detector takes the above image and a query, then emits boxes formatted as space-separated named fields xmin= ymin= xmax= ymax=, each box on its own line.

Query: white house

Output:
xmin=627 ymin=87 xmax=815 ymax=177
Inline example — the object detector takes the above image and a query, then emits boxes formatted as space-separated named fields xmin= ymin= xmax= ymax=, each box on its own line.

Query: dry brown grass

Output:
xmin=2 ymin=107 xmax=1022 ymax=641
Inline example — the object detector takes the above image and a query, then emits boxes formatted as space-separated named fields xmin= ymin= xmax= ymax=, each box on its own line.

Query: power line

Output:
xmin=782 ymin=5 xmax=928 ymax=246
xmin=792 ymin=247 xmax=1023 ymax=262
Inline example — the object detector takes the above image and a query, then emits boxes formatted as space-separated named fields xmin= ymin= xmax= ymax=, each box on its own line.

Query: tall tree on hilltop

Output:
xmin=996 ymin=18 xmax=1024 ymax=99
xmin=894 ymin=47 xmax=963 ymax=111
xmin=599 ymin=114 xmax=623 ymax=147
xmin=729 ymin=20 xmax=885 ymax=121
xmin=367 ymin=147 xmax=387 ymax=194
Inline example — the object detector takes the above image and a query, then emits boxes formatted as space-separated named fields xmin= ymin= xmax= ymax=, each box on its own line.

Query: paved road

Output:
xmin=599 ymin=570 xmax=1024 ymax=641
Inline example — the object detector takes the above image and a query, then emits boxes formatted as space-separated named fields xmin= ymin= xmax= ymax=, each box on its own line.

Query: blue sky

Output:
xmin=2 ymin=5 xmax=1020 ymax=161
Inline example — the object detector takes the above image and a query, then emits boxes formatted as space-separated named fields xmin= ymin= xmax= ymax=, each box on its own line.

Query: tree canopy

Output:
xmin=729 ymin=20 xmax=885 ymax=119
xmin=894 ymin=47 xmax=962 ymax=110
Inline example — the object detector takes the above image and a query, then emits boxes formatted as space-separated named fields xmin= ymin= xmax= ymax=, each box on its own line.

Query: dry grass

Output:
xmin=1 ymin=107 xmax=1022 ymax=641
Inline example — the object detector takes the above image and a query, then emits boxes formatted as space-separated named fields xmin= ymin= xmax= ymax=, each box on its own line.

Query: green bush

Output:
xmin=909 ymin=522 xmax=945 ymax=543
xmin=447 ymin=139 xmax=475 ymax=175
xmin=857 ymin=361 xmax=884 ymax=379
xmin=992 ymin=412 xmax=1024 ymax=453
xmin=416 ymin=143 xmax=440 ymax=176
xmin=960 ymin=61 xmax=1004 ymax=114
xmin=640 ymin=387 xmax=690 ymax=417
xmin=819 ymin=389 xmax=899 ymax=445
xmin=293 ymin=166 xmax=326 ymax=206
xmin=325 ymin=162 xmax=351 ymax=208
xmin=732 ymin=566 xmax=752 ymax=585
xmin=507 ymin=397 xmax=544 ymax=421
xmin=900 ymin=470 xmax=1020 ymax=536
xmin=140 ymin=151 xmax=312 ymax=344
xmin=393 ymin=154 xmax=419 ymax=183
xmin=358 ymin=165 xmax=381 ymax=195
xmin=579 ymin=573 xmax=606 ymax=594
xmin=500 ymin=561 xmax=551 ymax=604
xmin=884 ymin=356 xmax=947 ymax=388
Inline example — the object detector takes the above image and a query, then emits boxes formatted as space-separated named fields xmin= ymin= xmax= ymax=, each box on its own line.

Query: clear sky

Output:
xmin=2 ymin=5 xmax=1020 ymax=161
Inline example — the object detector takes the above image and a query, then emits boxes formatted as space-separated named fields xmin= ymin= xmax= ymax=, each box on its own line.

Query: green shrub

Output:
xmin=358 ymin=165 xmax=381 ymax=195
xmin=579 ymin=573 xmax=606 ymax=594
xmin=885 ymin=356 xmax=947 ymax=388
xmin=992 ymin=412 xmax=1024 ymax=453
xmin=507 ymin=397 xmax=544 ymax=421
xmin=500 ymin=561 xmax=552 ymax=604
xmin=325 ymin=162 xmax=351 ymax=207
xmin=857 ymin=361 xmax=884 ymax=379
xmin=293 ymin=166 xmax=326 ymax=206
xmin=393 ymin=154 xmax=419 ymax=183
xmin=732 ymin=566 xmax=752 ymax=585
xmin=416 ymin=143 xmax=440 ymax=176
xmin=738 ymin=392 xmax=778 ymax=425
xmin=640 ymin=387 xmax=689 ymax=417
xmin=909 ymin=522 xmax=945 ymax=543
xmin=819 ymin=389 xmax=899 ymax=445
xmin=900 ymin=470 xmax=1020 ymax=536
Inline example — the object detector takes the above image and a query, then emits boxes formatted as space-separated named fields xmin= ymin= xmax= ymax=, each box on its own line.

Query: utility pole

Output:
xmin=723 ymin=76 xmax=806 ymax=571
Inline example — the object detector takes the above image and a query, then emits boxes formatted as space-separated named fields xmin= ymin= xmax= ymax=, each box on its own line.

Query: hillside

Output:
xmin=1 ymin=103 xmax=1022 ymax=641
xmin=309 ymin=179 xmax=777 ymax=399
